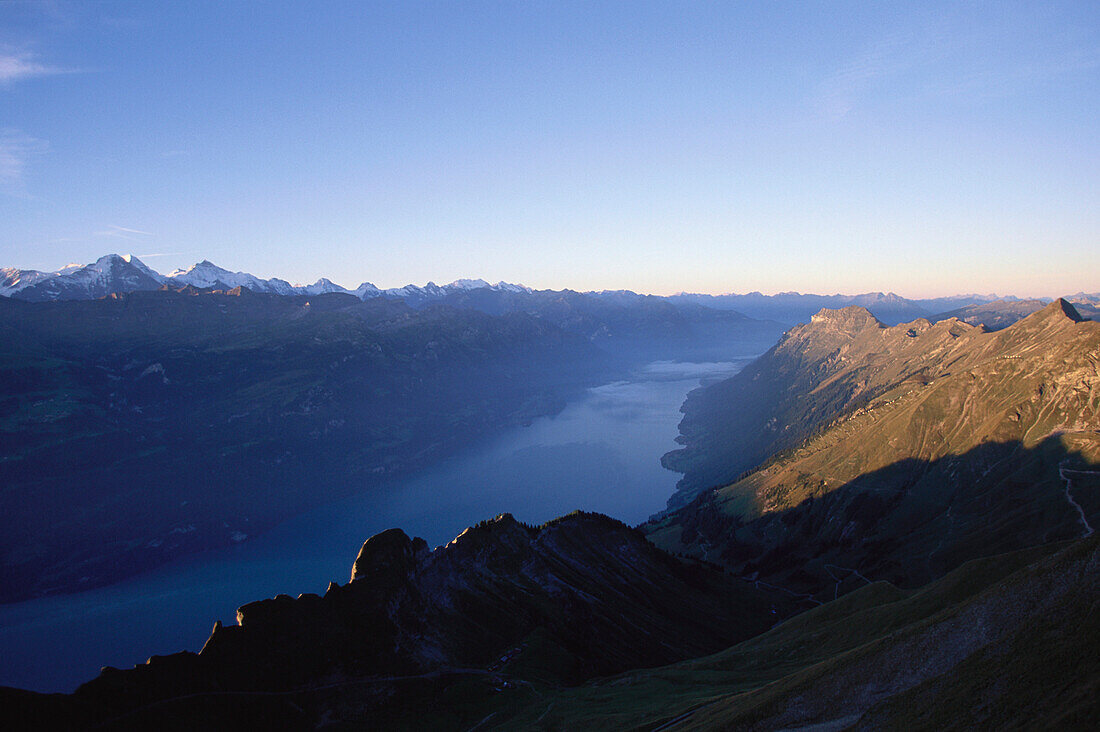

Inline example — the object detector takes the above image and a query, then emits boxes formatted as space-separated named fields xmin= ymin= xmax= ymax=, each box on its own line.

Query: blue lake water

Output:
xmin=0 ymin=360 xmax=747 ymax=693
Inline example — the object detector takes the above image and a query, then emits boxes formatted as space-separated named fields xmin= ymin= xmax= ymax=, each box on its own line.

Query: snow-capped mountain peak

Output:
xmin=2 ymin=253 xmax=166 ymax=301
xmin=447 ymin=278 xmax=492 ymax=290
xmin=0 ymin=267 xmax=53 ymax=297
xmin=353 ymin=282 xmax=381 ymax=299
xmin=2 ymin=252 xmax=532 ymax=303
xmin=298 ymin=278 xmax=350 ymax=296
xmin=492 ymin=281 xmax=532 ymax=293
xmin=167 ymin=260 xmax=276 ymax=293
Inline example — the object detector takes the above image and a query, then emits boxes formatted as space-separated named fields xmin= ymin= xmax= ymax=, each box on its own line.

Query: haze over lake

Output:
xmin=0 ymin=359 xmax=747 ymax=693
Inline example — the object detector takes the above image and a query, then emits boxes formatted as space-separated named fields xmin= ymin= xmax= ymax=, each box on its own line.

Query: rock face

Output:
xmin=2 ymin=512 xmax=792 ymax=730
xmin=201 ymin=513 xmax=785 ymax=685
xmin=649 ymin=300 xmax=1100 ymax=598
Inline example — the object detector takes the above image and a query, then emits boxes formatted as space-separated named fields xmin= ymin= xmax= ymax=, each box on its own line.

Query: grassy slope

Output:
xmin=647 ymin=301 xmax=1100 ymax=594
xmin=662 ymin=300 xmax=1099 ymax=509
xmin=491 ymin=537 xmax=1096 ymax=730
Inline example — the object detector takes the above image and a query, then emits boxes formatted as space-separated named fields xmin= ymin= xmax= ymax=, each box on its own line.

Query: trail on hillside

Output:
xmin=1059 ymin=465 xmax=1097 ymax=538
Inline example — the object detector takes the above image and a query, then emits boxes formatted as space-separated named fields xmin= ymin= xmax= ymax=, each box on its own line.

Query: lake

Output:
xmin=0 ymin=359 xmax=748 ymax=693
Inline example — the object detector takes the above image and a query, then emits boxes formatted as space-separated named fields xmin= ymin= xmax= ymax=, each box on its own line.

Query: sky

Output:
xmin=1 ymin=1 xmax=1097 ymax=297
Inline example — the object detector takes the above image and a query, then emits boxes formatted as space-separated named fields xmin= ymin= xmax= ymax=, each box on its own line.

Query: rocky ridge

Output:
xmin=2 ymin=512 xmax=792 ymax=730
xmin=648 ymin=300 xmax=1100 ymax=597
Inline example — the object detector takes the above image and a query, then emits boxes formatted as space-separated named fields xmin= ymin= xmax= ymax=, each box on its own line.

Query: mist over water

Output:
xmin=0 ymin=360 xmax=747 ymax=693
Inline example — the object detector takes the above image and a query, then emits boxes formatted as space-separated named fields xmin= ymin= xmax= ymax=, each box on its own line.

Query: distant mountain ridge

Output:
xmin=0 ymin=254 xmax=533 ymax=303
xmin=5 ymin=254 xmax=1093 ymax=327
xmin=665 ymin=290 xmax=1083 ymax=326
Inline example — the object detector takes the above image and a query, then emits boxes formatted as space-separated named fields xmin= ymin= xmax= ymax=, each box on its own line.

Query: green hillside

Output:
xmin=650 ymin=300 xmax=1100 ymax=597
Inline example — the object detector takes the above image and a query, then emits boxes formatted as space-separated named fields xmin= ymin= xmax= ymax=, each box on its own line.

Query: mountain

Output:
xmin=667 ymin=290 xmax=940 ymax=326
xmin=1069 ymin=296 xmax=1100 ymax=321
xmin=664 ymin=291 xmax=1053 ymax=327
xmin=928 ymin=297 xmax=1100 ymax=331
xmin=498 ymin=535 xmax=1099 ymax=730
xmin=166 ymin=259 xmax=297 ymax=294
xmin=352 ymin=281 xmax=382 ymax=298
xmin=3 ymin=254 xmax=166 ymax=302
xmin=0 ymin=267 xmax=55 ymax=297
xmin=296 ymin=277 xmax=350 ymax=295
xmin=0 ymin=512 xmax=796 ymax=730
xmin=910 ymin=293 xmax=1007 ymax=313
xmin=0 ymin=288 xmax=609 ymax=603
xmin=931 ymin=298 xmax=1049 ymax=329
xmin=0 ymin=255 xmax=388 ymax=301
xmin=648 ymin=300 xmax=1100 ymax=598
xmin=381 ymin=279 xmax=532 ymax=307
xmin=425 ymin=287 xmax=787 ymax=362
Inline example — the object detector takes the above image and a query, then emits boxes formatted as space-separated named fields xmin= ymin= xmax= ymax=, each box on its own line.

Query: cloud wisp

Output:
xmin=814 ymin=25 xmax=951 ymax=121
xmin=0 ymin=129 xmax=48 ymax=196
xmin=0 ymin=51 xmax=68 ymax=85
xmin=94 ymin=225 xmax=155 ymax=242
xmin=814 ymin=9 xmax=1100 ymax=121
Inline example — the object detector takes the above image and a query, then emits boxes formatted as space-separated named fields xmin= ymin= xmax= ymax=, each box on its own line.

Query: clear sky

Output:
xmin=1 ymin=1 xmax=1097 ymax=297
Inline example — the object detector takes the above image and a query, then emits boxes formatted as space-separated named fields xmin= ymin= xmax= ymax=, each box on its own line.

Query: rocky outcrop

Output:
xmin=4 ymin=512 xmax=793 ymax=730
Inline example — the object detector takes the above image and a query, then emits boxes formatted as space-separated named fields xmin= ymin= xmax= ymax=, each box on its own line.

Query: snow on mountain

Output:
xmin=447 ymin=278 xmax=492 ymax=290
xmin=384 ymin=282 xmax=447 ymax=302
xmin=0 ymin=254 xmax=529 ymax=303
xmin=492 ymin=281 xmax=532 ymax=293
xmin=353 ymin=282 xmax=382 ymax=299
xmin=9 ymin=254 xmax=166 ymax=302
xmin=0 ymin=267 xmax=55 ymax=297
xmin=446 ymin=278 xmax=532 ymax=293
xmin=298 ymin=278 xmax=350 ymax=296
xmin=166 ymin=260 xmax=282 ymax=293
xmin=120 ymin=253 xmax=168 ymax=283
xmin=265 ymin=278 xmax=297 ymax=296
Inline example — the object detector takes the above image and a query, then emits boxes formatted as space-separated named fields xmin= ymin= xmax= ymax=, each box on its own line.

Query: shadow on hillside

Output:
xmin=676 ymin=435 xmax=1099 ymax=601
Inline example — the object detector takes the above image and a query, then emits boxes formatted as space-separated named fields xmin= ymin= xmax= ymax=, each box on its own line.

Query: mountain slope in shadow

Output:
xmin=498 ymin=535 xmax=1098 ymax=730
xmin=0 ymin=512 xmax=797 ymax=731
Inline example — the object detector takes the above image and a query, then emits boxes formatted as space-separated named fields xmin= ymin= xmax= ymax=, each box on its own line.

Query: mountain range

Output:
xmin=1 ymin=260 xmax=1097 ymax=728
xmin=5 ymin=253 xmax=1097 ymax=329
xmin=0 ymin=254 xmax=530 ymax=303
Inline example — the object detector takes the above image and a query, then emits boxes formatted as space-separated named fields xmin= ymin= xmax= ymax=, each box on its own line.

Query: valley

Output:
xmin=0 ymin=359 xmax=749 ymax=694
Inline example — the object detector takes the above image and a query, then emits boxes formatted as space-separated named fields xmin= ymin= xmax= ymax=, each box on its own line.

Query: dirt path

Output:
xmin=1059 ymin=465 xmax=1098 ymax=538
xmin=824 ymin=564 xmax=872 ymax=600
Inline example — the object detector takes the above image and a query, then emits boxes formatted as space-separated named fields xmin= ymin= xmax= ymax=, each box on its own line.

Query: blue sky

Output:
xmin=1 ymin=1 xmax=1097 ymax=296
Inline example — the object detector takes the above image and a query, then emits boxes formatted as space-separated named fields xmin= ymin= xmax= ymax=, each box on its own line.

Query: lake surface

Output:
xmin=0 ymin=359 xmax=748 ymax=693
